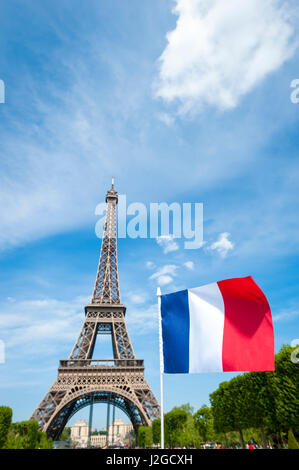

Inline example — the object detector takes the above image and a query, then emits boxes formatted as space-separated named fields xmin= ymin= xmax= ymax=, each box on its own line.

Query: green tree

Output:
xmin=152 ymin=419 xmax=161 ymax=445
xmin=0 ymin=406 xmax=12 ymax=449
xmin=137 ymin=426 xmax=152 ymax=448
xmin=174 ymin=403 xmax=194 ymax=414
xmin=193 ymin=407 xmax=214 ymax=442
xmin=38 ymin=431 xmax=53 ymax=449
xmin=5 ymin=419 xmax=52 ymax=449
xmin=59 ymin=427 xmax=71 ymax=441
xmin=210 ymin=346 xmax=299 ymax=448
xmin=241 ymin=372 xmax=276 ymax=447
xmin=210 ymin=376 xmax=249 ymax=448
xmin=210 ymin=381 xmax=235 ymax=435
xmin=14 ymin=420 xmax=39 ymax=449
xmin=165 ymin=409 xmax=188 ymax=448
xmin=270 ymin=346 xmax=299 ymax=434
xmin=171 ymin=404 xmax=196 ymax=448
xmin=6 ymin=425 xmax=22 ymax=449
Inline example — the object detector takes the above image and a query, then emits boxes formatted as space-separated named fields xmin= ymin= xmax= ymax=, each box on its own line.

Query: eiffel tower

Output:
xmin=30 ymin=180 xmax=160 ymax=440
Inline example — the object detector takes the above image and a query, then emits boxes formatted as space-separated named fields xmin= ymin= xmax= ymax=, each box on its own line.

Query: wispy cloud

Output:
xmin=184 ymin=261 xmax=194 ymax=270
xmin=156 ymin=235 xmax=179 ymax=254
xmin=273 ymin=309 xmax=299 ymax=322
xmin=0 ymin=17 xmax=155 ymax=252
xmin=127 ymin=304 xmax=158 ymax=335
xmin=0 ymin=296 xmax=88 ymax=357
xmin=155 ymin=0 xmax=298 ymax=114
xmin=0 ymin=78 xmax=115 ymax=250
xmin=145 ymin=261 xmax=156 ymax=270
xmin=208 ymin=232 xmax=234 ymax=258
xmin=149 ymin=264 xmax=178 ymax=286
xmin=125 ymin=292 xmax=147 ymax=305
xmin=0 ymin=380 xmax=46 ymax=390
xmin=157 ymin=112 xmax=175 ymax=126
xmin=1 ymin=1 xmax=296 ymax=255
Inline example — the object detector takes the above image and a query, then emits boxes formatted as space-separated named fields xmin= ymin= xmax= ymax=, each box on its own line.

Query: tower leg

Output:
xmin=87 ymin=393 xmax=94 ymax=448
xmin=106 ymin=394 xmax=111 ymax=447
xmin=112 ymin=405 xmax=115 ymax=444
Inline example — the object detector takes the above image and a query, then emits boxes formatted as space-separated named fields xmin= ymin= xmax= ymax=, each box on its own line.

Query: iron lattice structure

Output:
xmin=30 ymin=181 xmax=160 ymax=440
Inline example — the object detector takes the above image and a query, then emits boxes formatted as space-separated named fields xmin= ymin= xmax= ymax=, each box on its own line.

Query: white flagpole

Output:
xmin=156 ymin=287 xmax=164 ymax=449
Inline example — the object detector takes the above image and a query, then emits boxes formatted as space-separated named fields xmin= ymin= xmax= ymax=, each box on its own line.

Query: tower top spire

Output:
xmin=92 ymin=181 xmax=120 ymax=304
xmin=105 ymin=177 xmax=118 ymax=204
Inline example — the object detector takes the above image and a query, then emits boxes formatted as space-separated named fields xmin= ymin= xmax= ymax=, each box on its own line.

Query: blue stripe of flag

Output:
xmin=161 ymin=289 xmax=190 ymax=373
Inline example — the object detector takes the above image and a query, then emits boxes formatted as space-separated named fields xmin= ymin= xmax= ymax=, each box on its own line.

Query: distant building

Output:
xmin=108 ymin=418 xmax=133 ymax=445
xmin=90 ymin=434 xmax=107 ymax=448
xmin=69 ymin=419 xmax=97 ymax=447
xmin=69 ymin=417 xmax=133 ymax=447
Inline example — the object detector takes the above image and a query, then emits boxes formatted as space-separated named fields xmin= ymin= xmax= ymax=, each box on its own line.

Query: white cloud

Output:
xmin=146 ymin=261 xmax=155 ymax=269
xmin=127 ymin=304 xmax=158 ymax=335
xmin=155 ymin=0 xmax=297 ymax=114
xmin=0 ymin=380 xmax=46 ymax=390
xmin=0 ymin=292 xmax=159 ymax=358
xmin=156 ymin=235 xmax=179 ymax=254
xmin=0 ymin=296 xmax=88 ymax=357
xmin=150 ymin=264 xmax=178 ymax=285
xmin=0 ymin=35 xmax=156 ymax=251
xmin=156 ymin=275 xmax=174 ymax=286
xmin=272 ymin=309 xmax=299 ymax=322
xmin=184 ymin=261 xmax=194 ymax=270
xmin=157 ymin=112 xmax=175 ymax=126
xmin=0 ymin=87 xmax=115 ymax=251
xmin=209 ymin=232 xmax=234 ymax=258
xmin=127 ymin=293 xmax=147 ymax=305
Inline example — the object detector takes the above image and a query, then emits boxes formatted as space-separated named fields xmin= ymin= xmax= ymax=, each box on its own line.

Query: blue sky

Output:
xmin=0 ymin=0 xmax=299 ymax=429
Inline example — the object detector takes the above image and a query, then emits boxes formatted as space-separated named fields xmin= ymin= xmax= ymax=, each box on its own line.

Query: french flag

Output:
xmin=160 ymin=276 xmax=275 ymax=373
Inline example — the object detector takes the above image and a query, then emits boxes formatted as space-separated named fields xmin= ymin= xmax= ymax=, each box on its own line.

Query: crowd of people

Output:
xmin=200 ymin=440 xmax=274 ymax=449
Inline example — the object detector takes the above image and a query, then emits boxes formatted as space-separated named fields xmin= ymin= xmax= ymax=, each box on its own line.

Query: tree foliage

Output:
xmin=193 ymin=407 xmax=214 ymax=442
xmin=137 ymin=426 xmax=152 ymax=448
xmin=59 ymin=427 xmax=71 ymax=441
xmin=270 ymin=346 xmax=299 ymax=433
xmin=152 ymin=419 xmax=161 ymax=445
xmin=164 ymin=404 xmax=198 ymax=448
xmin=0 ymin=406 xmax=12 ymax=449
xmin=165 ymin=408 xmax=188 ymax=447
xmin=210 ymin=345 xmax=299 ymax=447
xmin=4 ymin=419 xmax=53 ymax=449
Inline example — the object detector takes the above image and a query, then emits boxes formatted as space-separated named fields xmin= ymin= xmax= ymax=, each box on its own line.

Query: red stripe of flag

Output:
xmin=217 ymin=276 xmax=275 ymax=372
